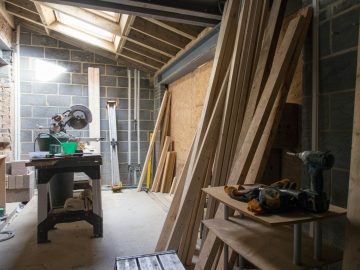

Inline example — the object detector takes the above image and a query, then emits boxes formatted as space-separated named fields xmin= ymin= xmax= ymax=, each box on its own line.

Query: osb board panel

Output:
xmin=169 ymin=61 xmax=213 ymax=179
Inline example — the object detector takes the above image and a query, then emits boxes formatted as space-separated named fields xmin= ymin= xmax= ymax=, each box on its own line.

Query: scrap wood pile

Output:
xmin=136 ymin=91 xmax=178 ymax=194
xmin=141 ymin=0 xmax=312 ymax=268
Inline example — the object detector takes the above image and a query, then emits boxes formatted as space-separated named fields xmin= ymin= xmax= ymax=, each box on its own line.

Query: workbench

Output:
xmin=202 ymin=186 xmax=347 ymax=270
xmin=27 ymin=154 xmax=103 ymax=243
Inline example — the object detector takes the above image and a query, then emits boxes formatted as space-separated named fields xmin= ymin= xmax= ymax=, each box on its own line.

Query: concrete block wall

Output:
xmin=19 ymin=27 xmax=154 ymax=186
xmin=302 ymin=1 xmax=359 ymax=268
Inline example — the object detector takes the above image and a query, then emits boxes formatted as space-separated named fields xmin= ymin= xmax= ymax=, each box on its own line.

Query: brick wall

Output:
xmin=0 ymin=12 xmax=13 ymax=161
xmin=302 ymin=1 xmax=359 ymax=268
xmin=19 ymin=27 xmax=154 ymax=186
xmin=0 ymin=54 xmax=12 ymax=160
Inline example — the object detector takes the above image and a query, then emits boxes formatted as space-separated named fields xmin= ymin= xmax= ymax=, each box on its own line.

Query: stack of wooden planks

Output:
xmin=137 ymin=89 xmax=177 ymax=194
xmin=154 ymin=0 xmax=313 ymax=268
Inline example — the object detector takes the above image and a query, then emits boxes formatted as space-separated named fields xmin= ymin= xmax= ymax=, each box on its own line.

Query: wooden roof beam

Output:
xmin=0 ymin=1 xmax=14 ymax=28
xmin=131 ymin=17 xmax=191 ymax=49
xmin=142 ymin=18 xmax=196 ymax=40
xmin=6 ymin=2 xmax=43 ymax=25
xmin=115 ymin=14 xmax=134 ymax=59
xmin=5 ymin=0 xmax=38 ymax=14
xmin=33 ymin=2 xmax=56 ymax=35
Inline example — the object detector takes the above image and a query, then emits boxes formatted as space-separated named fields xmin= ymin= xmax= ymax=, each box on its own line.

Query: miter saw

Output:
xmin=36 ymin=105 xmax=93 ymax=154
xmin=50 ymin=105 xmax=92 ymax=134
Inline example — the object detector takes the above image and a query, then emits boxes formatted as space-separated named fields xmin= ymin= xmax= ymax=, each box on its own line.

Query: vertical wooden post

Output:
xmin=88 ymin=67 xmax=100 ymax=153
xmin=342 ymin=29 xmax=360 ymax=270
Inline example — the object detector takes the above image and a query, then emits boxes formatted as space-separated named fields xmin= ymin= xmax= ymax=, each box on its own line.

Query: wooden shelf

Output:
xmin=203 ymin=217 xmax=343 ymax=270
xmin=202 ymin=186 xmax=347 ymax=226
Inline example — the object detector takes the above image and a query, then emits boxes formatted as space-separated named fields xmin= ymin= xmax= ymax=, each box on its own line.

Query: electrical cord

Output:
xmin=0 ymin=231 xmax=15 ymax=242
xmin=33 ymin=132 xmax=63 ymax=152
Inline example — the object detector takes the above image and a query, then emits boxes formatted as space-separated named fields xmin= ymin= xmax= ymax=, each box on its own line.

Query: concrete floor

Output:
xmin=0 ymin=189 xmax=168 ymax=270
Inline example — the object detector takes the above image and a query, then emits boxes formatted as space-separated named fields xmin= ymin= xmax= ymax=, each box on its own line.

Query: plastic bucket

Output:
xmin=61 ymin=142 xmax=78 ymax=154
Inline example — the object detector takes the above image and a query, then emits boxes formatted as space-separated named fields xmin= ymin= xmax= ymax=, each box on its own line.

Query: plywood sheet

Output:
xmin=169 ymin=61 xmax=213 ymax=179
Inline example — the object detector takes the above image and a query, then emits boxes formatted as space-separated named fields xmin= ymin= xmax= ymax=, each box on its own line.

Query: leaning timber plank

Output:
xmin=184 ymin=0 xmax=240 ymax=188
xmin=169 ymin=177 xmax=177 ymax=195
xmin=216 ymin=11 xmax=311 ymax=270
xmin=156 ymin=0 xmax=237 ymax=254
xmin=161 ymin=152 xmax=176 ymax=193
xmin=165 ymin=152 xmax=176 ymax=193
xmin=248 ymin=7 xmax=313 ymax=185
xmin=226 ymin=0 xmax=265 ymax=173
xmin=137 ymin=91 xmax=169 ymax=191
xmin=156 ymin=139 xmax=195 ymax=251
xmin=166 ymin=68 xmax=230 ymax=251
xmin=250 ymin=0 xmax=270 ymax=85
xmin=160 ymin=92 xmax=172 ymax=151
xmin=235 ymin=0 xmax=288 ymax=152
xmin=342 ymin=27 xmax=360 ymax=270
xmin=208 ymin=0 xmax=280 ymax=221
xmin=208 ymin=0 xmax=265 ymax=225
xmin=160 ymin=152 xmax=172 ymax=193
xmin=196 ymin=12 xmax=307 ymax=270
xmin=210 ymin=0 xmax=251 ymax=193
xmin=178 ymin=157 xmax=212 ymax=263
xmin=228 ymin=15 xmax=304 ymax=185
xmin=185 ymin=159 xmax=213 ymax=265
xmin=151 ymin=136 xmax=171 ymax=192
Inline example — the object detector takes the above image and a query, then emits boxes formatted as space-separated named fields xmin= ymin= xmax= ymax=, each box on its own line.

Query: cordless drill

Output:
xmin=287 ymin=151 xmax=335 ymax=213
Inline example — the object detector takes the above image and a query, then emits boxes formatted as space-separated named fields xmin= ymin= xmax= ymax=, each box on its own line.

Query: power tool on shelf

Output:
xmin=287 ymin=150 xmax=334 ymax=213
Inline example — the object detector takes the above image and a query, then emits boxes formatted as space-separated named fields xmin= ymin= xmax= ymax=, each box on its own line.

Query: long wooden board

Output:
xmin=228 ymin=15 xmax=304 ymax=185
xmin=247 ymin=7 xmax=313 ymax=184
xmin=182 ymin=0 xmax=240 ymax=197
xmin=137 ymin=91 xmax=169 ymax=191
xmin=160 ymin=92 xmax=171 ymax=150
xmin=155 ymin=139 xmax=194 ymax=251
xmin=342 ymin=28 xmax=360 ymax=270
xmin=160 ymin=151 xmax=176 ymax=193
xmin=166 ymin=68 xmax=230 ymax=251
xmin=88 ymin=67 xmax=101 ymax=153
xmin=151 ymin=136 xmax=171 ymax=192
xmin=195 ymin=10 xmax=310 ymax=270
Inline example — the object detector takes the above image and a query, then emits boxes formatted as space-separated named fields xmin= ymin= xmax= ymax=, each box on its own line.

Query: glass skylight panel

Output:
xmin=84 ymin=8 xmax=120 ymax=22
xmin=57 ymin=12 xmax=115 ymax=42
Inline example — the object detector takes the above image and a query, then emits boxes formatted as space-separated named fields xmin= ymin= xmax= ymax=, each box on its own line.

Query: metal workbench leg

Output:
xmin=223 ymin=205 xmax=229 ymax=270
xmin=37 ymin=183 xmax=50 ymax=243
xmin=314 ymin=221 xmax=322 ymax=260
xmin=91 ymin=179 xmax=103 ymax=237
xmin=293 ymin=224 xmax=302 ymax=265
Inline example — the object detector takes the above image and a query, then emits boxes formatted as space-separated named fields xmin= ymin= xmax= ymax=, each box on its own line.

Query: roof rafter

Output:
xmin=130 ymin=17 xmax=191 ymax=50
xmin=115 ymin=14 xmax=134 ymax=59
xmin=142 ymin=18 xmax=196 ymax=40
xmin=33 ymin=2 xmax=55 ymax=34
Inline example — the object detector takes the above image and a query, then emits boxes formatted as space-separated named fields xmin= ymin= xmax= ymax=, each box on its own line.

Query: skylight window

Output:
xmin=56 ymin=12 xmax=115 ymax=42
xmin=84 ymin=8 xmax=121 ymax=22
